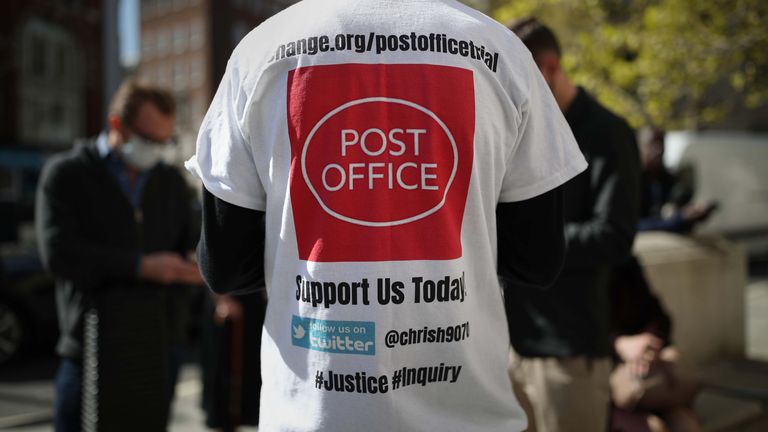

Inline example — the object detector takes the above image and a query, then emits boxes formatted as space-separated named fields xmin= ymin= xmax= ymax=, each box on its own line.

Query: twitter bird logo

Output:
xmin=293 ymin=324 xmax=306 ymax=339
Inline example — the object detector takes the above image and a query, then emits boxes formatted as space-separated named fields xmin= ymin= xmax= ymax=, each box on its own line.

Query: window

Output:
xmin=141 ymin=30 xmax=155 ymax=60
xmin=189 ymin=56 xmax=204 ymax=88
xmin=158 ymin=64 xmax=171 ymax=87
xmin=174 ymin=59 xmax=187 ymax=90
xmin=139 ymin=65 xmax=154 ymax=84
xmin=54 ymin=43 xmax=69 ymax=78
xmin=142 ymin=0 xmax=156 ymax=18
xmin=30 ymin=35 xmax=47 ymax=78
xmin=173 ymin=23 xmax=187 ymax=54
xmin=19 ymin=19 xmax=84 ymax=144
xmin=174 ymin=91 xmax=191 ymax=130
xmin=156 ymin=29 xmax=169 ymax=56
xmin=156 ymin=0 xmax=170 ymax=15
xmin=189 ymin=19 xmax=203 ymax=50
xmin=50 ymin=102 xmax=65 ymax=128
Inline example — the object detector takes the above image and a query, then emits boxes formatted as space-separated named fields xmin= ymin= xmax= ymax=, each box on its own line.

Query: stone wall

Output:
xmin=634 ymin=232 xmax=747 ymax=367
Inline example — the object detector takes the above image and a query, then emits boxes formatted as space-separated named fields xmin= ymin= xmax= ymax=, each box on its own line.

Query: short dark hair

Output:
xmin=108 ymin=79 xmax=176 ymax=126
xmin=507 ymin=17 xmax=561 ymax=59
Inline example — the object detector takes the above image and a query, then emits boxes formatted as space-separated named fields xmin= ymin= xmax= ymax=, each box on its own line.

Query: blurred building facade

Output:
xmin=137 ymin=0 xmax=296 ymax=158
xmin=0 ymin=1 xmax=109 ymax=243
xmin=0 ymin=0 xmax=105 ymax=149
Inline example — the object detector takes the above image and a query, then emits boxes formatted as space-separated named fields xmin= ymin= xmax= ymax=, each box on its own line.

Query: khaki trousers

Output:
xmin=509 ymin=351 xmax=611 ymax=432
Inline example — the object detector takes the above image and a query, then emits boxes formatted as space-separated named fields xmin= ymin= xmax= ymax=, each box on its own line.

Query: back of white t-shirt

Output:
xmin=187 ymin=1 xmax=586 ymax=430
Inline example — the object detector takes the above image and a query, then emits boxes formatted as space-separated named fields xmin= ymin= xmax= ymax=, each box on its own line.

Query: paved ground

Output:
xmin=2 ymin=277 xmax=768 ymax=431
xmin=0 ymin=361 xmax=251 ymax=432
xmin=747 ymin=278 xmax=768 ymax=362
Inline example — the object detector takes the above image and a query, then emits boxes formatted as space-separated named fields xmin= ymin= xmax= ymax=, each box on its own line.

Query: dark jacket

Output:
xmin=610 ymin=256 xmax=671 ymax=350
xmin=506 ymin=88 xmax=641 ymax=358
xmin=36 ymin=141 xmax=198 ymax=359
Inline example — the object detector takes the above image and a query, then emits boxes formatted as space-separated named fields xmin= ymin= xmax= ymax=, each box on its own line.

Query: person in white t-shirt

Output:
xmin=187 ymin=1 xmax=586 ymax=430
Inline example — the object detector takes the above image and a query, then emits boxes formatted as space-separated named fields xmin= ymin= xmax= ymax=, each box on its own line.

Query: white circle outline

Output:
xmin=301 ymin=97 xmax=458 ymax=227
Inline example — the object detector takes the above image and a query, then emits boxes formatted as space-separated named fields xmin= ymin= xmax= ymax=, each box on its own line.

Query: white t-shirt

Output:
xmin=187 ymin=1 xmax=586 ymax=430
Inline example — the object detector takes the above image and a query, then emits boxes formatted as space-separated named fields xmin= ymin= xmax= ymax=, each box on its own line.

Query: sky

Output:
xmin=119 ymin=0 xmax=140 ymax=68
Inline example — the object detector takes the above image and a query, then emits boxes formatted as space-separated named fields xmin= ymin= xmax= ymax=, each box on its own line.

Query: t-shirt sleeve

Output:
xmin=499 ymin=58 xmax=587 ymax=203
xmin=185 ymin=61 xmax=266 ymax=211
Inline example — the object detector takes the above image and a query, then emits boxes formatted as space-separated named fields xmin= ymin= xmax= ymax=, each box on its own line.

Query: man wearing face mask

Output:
xmin=36 ymin=79 xmax=203 ymax=431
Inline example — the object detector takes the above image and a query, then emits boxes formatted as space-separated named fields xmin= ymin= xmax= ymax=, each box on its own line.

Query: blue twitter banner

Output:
xmin=291 ymin=315 xmax=376 ymax=356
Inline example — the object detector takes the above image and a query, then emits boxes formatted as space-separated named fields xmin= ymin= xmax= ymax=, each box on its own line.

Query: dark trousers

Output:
xmin=167 ymin=344 xmax=184 ymax=416
xmin=54 ymin=347 xmax=183 ymax=432
xmin=54 ymin=358 xmax=82 ymax=432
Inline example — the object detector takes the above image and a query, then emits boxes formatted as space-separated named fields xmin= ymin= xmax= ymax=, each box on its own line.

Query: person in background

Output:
xmin=36 ymin=80 xmax=202 ymax=431
xmin=201 ymin=290 xmax=267 ymax=431
xmin=636 ymin=126 xmax=716 ymax=233
xmin=608 ymin=125 xmax=706 ymax=432
xmin=200 ymin=201 xmax=265 ymax=432
xmin=202 ymin=291 xmax=267 ymax=432
xmin=507 ymin=17 xmax=641 ymax=432
xmin=609 ymin=256 xmax=702 ymax=432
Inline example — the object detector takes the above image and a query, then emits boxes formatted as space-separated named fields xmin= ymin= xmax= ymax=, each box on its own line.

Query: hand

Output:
xmin=682 ymin=202 xmax=717 ymax=223
xmin=616 ymin=333 xmax=663 ymax=379
xmin=615 ymin=333 xmax=663 ymax=364
xmin=139 ymin=252 xmax=204 ymax=285
xmin=627 ymin=358 xmax=653 ymax=379
xmin=214 ymin=295 xmax=243 ymax=325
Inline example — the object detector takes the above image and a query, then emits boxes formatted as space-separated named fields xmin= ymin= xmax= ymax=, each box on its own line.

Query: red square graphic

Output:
xmin=287 ymin=64 xmax=474 ymax=262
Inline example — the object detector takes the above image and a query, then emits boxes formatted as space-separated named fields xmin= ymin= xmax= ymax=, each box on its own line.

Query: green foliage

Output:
xmin=493 ymin=0 xmax=768 ymax=129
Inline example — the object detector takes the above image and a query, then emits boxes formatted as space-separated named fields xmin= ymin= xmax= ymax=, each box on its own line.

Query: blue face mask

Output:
xmin=121 ymin=135 xmax=175 ymax=170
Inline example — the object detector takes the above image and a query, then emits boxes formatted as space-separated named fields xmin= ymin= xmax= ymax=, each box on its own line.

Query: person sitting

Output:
xmin=609 ymin=257 xmax=702 ymax=432
xmin=636 ymin=127 xmax=716 ymax=234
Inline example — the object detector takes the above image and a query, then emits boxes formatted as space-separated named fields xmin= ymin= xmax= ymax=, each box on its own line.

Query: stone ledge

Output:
xmin=634 ymin=232 xmax=747 ymax=367
xmin=695 ymin=389 xmax=763 ymax=432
